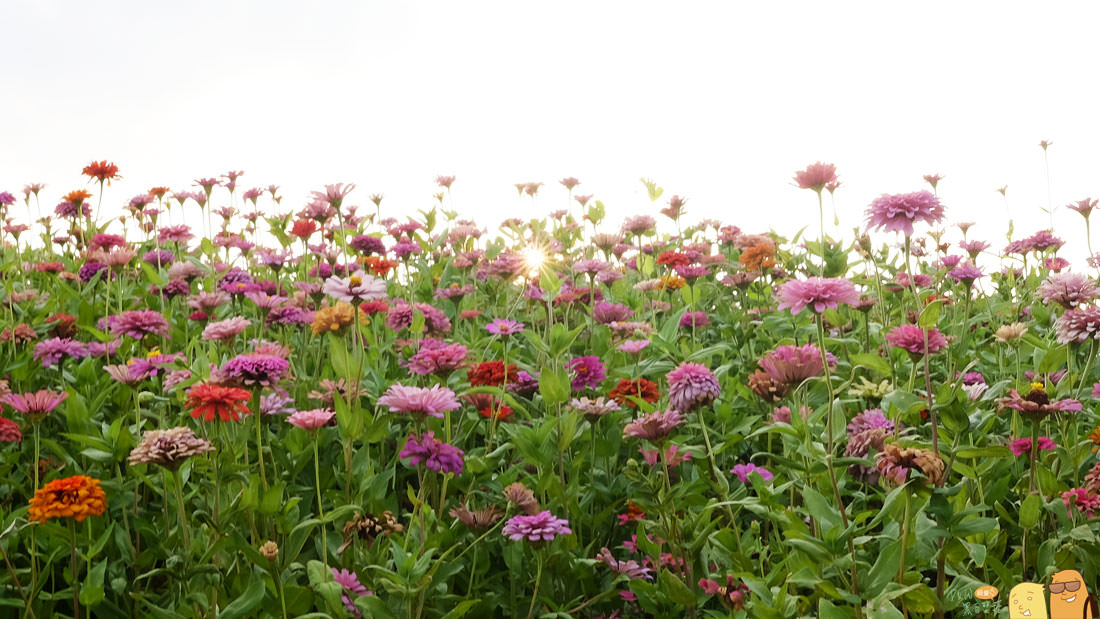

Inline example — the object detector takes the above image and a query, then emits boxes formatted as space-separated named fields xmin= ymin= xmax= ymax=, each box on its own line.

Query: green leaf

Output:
xmin=918 ymin=299 xmax=944 ymax=328
xmin=1019 ymin=494 xmax=1042 ymax=528
xmin=864 ymin=540 xmax=903 ymax=598
xmin=538 ymin=369 xmax=570 ymax=408
xmin=954 ymin=446 xmax=1013 ymax=459
xmin=219 ymin=572 xmax=267 ymax=619
xmin=79 ymin=559 xmax=107 ymax=606
xmin=640 ymin=178 xmax=664 ymax=202
xmin=658 ymin=569 xmax=696 ymax=606
xmin=850 ymin=353 xmax=892 ymax=377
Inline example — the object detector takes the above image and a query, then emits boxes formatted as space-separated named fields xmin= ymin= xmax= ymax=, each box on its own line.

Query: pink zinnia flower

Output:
xmin=1 ymin=390 xmax=69 ymax=424
xmin=793 ymin=162 xmax=838 ymax=193
xmin=311 ymin=183 xmax=355 ymax=210
xmin=376 ymin=384 xmax=460 ymax=419
xmin=1008 ymin=436 xmax=1056 ymax=456
xmin=323 ymin=271 xmax=387 ymax=304
xmin=1062 ymin=487 xmax=1100 ymax=519
xmin=730 ymin=463 xmax=774 ymax=483
xmin=1068 ymin=198 xmax=1098 ymax=220
xmin=666 ymin=362 xmax=720 ymax=413
xmin=403 ymin=340 xmax=468 ymax=376
xmin=759 ymin=344 xmax=835 ymax=387
xmin=623 ymin=409 xmax=684 ymax=446
xmin=618 ymin=339 xmax=651 ymax=354
xmin=287 ymin=408 xmax=335 ymax=431
xmin=1055 ymin=305 xmax=1100 ymax=344
xmin=331 ymin=568 xmax=372 ymax=618
xmin=105 ymin=310 xmax=171 ymax=339
xmin=485 ymin=318 xmax=524 ymax=335
xmin=0 ymin=417 xmax=22 ymax=443
xmin=884 ymin=325 xmax=949 ymax=355
xmin=865 ymin=190 xmax=945 ymax=236
xmin=33 ymin=337 xmax=89 ymax=367
xmin=1038 ymin=272 xmax=1100 ymax=309
xmin=776 ymin=277 xmax=860 ymax=314
xmin=502 ymin=510 xmax=572 ymax=542
xmin=639 ymin=444 xmax=692 ymax=467
xmin=565 ymin=356 xmax=606 ymax=391
xmin=201 ymin=317 xmax=251 ymax=341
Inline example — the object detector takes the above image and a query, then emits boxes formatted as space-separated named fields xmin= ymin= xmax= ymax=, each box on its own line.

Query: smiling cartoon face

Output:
xmin=1010 ymin=582 xmax=1048 ymax=619
xmin=1050 ymin=570 xmax=1090 ymax=619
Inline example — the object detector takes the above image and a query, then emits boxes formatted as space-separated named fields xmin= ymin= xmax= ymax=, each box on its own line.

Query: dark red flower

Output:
xmin=467 ymin=361 xmax=518 ymax=387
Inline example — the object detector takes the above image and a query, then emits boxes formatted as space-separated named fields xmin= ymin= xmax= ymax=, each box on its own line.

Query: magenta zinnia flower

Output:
xmin=502 ymin=510 xmax=572 ymax=542
xmin=666 ymin=362 xmax=720 ymax=413
xmin=776 ymin=277 xmax=860 ymax=314
xmin=997 ymin=386 xmax=1082 ymax=421
xmin=865 ymin=190 xmax=945 ymax=236
xmin=730 ymin=463 xmax=774 ymax=483
xmin=399 ymin=431 xmax=464 ymax=474
xmin=331 ymin=567 xmax=371 ymax=618
xmin=1008 ymin=436 xmax=1056 ymax=456
xmin=377 ymin=384 xmax=460 ymax=419
xmin=884 ymin=324 xmax=948 ymax=355
xmin=565 ymin=356 xmax=606 ymax=391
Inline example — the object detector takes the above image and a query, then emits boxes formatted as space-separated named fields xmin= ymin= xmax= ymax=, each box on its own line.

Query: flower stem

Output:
xmin=314 ymin=437 xmax=327 ymax=572
xmin=173 ymin=468 xmax=192 ymax=557
xmin=526 ymin=553 xmax=543 ymax=619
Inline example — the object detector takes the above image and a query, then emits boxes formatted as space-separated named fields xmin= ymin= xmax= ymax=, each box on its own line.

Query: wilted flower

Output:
xmin=128 ymin=427 xmax=215 ymax=470
xmin=450 ymin=503 xmax=504 ymax=532
xmin=623 ymin=409 xmax=683 ymax=446
xmin=875 ymin=443 xmax=945 ymax=487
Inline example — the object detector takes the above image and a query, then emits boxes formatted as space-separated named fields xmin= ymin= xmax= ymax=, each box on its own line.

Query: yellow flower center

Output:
xmin=349 ymin=276 xmax=362 ymax=287
xmin=1030 ymin=381 xmax=1045 ymax=393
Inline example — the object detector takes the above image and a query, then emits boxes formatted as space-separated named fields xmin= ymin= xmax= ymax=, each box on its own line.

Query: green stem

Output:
xmin=314 ymin=437 xmax=327 ymax=571
xmin=173 ymin=468 xmax=192 ymax=557
xmin=526 ymin=553 xmax=543 ymax=619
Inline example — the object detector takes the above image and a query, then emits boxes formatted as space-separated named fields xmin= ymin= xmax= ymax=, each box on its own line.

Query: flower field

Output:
xmin=1 ymin=162 xmax=1099 ymax=618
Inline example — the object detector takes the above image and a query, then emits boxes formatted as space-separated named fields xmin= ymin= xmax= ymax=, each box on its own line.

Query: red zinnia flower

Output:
xmin=478 ymin=404 xmax=513 ymax=421
xmin=184 ymin=384 xmax=252 ymax=422
xmin=467 ymin=361 xmax=519 ymax=387
xmin=656 ymin=251 xmax=691 ymax=268
xmin=291 ymin=219 xmax=318 ymax=240
xmin=83 ymin=160 xmax=121 ymax=183
xmin=608 ymin=378 xmax=661 ymax=408
xmin=364 ymin=256 xmax=398 ymax=277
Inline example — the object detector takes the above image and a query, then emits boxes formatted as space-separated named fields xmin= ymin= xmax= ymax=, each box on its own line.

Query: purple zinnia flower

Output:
xmin=399 ymin=431 xmax=465 ymax=475
xmin=776 ymin=277 xmax=860 ymax=314
xmin=1008 ymin=436 xmax=1057 ymax=456
xmin=666 ymin=362 xmax=720 ymax=413
xmin=593 ymin=301 xmax=633 ymax=324
xmin=680 ymin=311 xmax=709 ymax=328
xmin=33 ymin=337 xmax=90 ymax=367
xmin=947 ymin=263 xmax=983 ymax=286
xmin=865 ymin=190 xmax=945 ymax=236
xmin=565 ymin=356 xmax=606 ymax=391
xmin=1056 ymin=305 xmax=1100 ymax=344
xmin=221 ymin=353 xmax=290 ymax=387
xmin=78 ymin=261 xmax=109 ymax=283
xmin=502 ymin=510 xmax=573 ymax=542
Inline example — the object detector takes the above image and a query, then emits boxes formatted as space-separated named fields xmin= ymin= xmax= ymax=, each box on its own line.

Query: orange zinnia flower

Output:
xmin=63 ymin=189 xmax=93 ymax=206
xmin=657 ymin=275 xmax=686 ymax=291
xmin=184 ymin=384 xmax=252 ymax=422
xmin=82 ymin=160 xmax=121 ymax=183
xmin=608 ymin=378 xmax=661 ymax=409
xmin=738 ymin=241 xmax=776 ymax=272
xmin=28 ymin=475 xmax=107 ymax=523
xmin=364 ymin=255 xmax=398 ymax=277
xmin=148 ymin=186 xmax=170 ymax=199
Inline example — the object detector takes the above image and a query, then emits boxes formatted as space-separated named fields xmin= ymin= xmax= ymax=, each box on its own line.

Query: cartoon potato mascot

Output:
xmin=1049 ymin=570 xmax=1094 ymax=619
xmin=1011 ymin=582 xmax=1048 ymax=619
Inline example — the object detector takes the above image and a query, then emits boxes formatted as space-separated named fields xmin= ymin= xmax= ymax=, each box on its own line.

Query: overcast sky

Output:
xmin=4 ymin=1 xmax=1100 ymax=263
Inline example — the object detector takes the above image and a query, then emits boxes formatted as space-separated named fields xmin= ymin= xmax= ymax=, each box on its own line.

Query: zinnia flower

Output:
xmin=884 ymin=324 xmax=949 ymax=355
xmin=501 ymin=510 xmax=572 ymax=542
xmin=997 ymin=383 xmax=1082 ymax=422
xmin=875 ymin=443 xmax=945 ymax=487
xmin=485 ymin=318 xmax=525 ymax=335
xmin=666 ymin=362 xmax=720 ymax=413
xmin=185 ymin=384 xmax=251 ymax=422
xmin=1008 ymin=436 xmax=1057 ymax=456
xmin=33 ymin=337 xmax=89 ymax=367
xmin=623 ymin=409 xmax=684 ymax=446
xmin=758 ymin=344 xmax=835 ymax=388
xmin=0 ymin=417 xmax=22 ymax=443
xmin=730 ymin=463 xmax=774 ymax=483
xmin=994 ymin=323 xmax=1028 ymax=343
xmin=608 ymin=378 xmax=661 ymax=409
xmin=28 ymin=475 xmax=107 ymax=523
xmin=776 ymin=277 xmax=860 ymax=314
xmin=323 ymin=271 xmax=387 ymax=304
xmin=201 ymin=316 xmax=251 ymax=341
xmin=377 ymin=384 xmax=461 ymax=419
xmin=221 ymin=353 xmax=290 ymax=387
xmin=105 ymin=310 xmax=171 ymax=339
xmin=128 ymin=427 xmax=215 ymax=470
xmin=331 ymin=567 xmax=372 ymax=618
xmin=399 ymin=431 xmax=465 ymax=475
xmin=1 ymin=390 xmax=69 ymax=425
xmin=287 ymin=409 xmax=336 ymax=431
xmin=865 ymin=190 xmax=945 ymax=236
xmin=793 ymin=162 xmax=838 ymax=192
xmin=1039 ymin=272 xmax=1100 ymax=309
xmin=403 ymin=340 xmax=468 ymax=376
xmin=1055 ymin=305 xmax=1100 ymax=344
xmin=565 ymin=356 xmax=606 ymax=391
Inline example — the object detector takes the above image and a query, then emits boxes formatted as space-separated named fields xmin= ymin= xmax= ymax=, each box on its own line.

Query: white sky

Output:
xmin=4 ymin=1 xmax=1100 ymax=263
